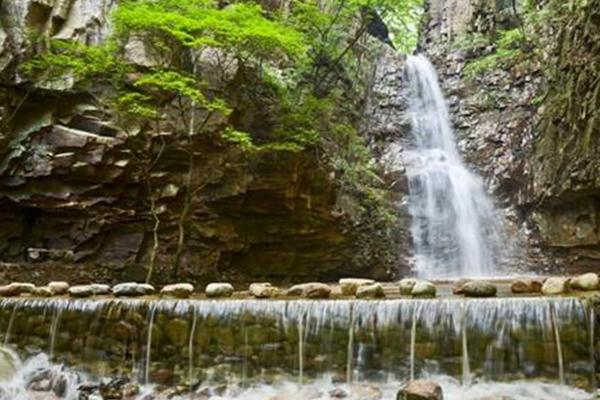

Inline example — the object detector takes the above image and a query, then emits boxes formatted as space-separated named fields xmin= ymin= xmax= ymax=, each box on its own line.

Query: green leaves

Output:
xmin=22 ymin=40 xmax=125 ymax=86
xmin=113 ymin=0 xmax=306 ymax=61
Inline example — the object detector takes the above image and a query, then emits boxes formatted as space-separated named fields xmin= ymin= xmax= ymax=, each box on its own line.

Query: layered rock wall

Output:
xmin=418 ymin=0 xmax=600 ymax=272
xmin=0 ymin=0 xmax=397 ymax=284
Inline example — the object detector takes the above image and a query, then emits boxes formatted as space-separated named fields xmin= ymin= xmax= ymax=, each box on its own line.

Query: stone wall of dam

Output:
xmin=0 ymin=296 xmax=596 ymax=389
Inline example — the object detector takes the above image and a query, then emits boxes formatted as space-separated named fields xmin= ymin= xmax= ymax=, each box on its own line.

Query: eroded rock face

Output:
xmin=419 ymin=0 xmax=600 ymax=274
xmin=0 ymin=0 xmax=397 ymax=286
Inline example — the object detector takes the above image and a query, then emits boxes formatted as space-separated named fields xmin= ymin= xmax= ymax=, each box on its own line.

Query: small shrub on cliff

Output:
xmin=463 ymin=28 xmax=529 ymax=78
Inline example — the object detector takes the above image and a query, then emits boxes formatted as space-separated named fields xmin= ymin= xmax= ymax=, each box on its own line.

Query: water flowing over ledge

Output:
xmin=0 ymin=296 xmax=594 ymax=395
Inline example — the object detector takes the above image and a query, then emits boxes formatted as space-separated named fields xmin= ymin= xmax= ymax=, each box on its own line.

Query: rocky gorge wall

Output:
xmin=0 ymin=0 xmax=400 ymax=284
xmin=414 ymin=0 xmax=600 ymax=273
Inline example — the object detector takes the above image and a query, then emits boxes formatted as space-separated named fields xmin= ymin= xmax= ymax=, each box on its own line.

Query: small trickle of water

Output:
xmin=403 ymin=54 xmax=508 ymax=278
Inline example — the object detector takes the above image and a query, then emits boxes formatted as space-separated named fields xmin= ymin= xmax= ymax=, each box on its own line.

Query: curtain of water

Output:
xmin=404 ymin=54 xmax=507 ymax=278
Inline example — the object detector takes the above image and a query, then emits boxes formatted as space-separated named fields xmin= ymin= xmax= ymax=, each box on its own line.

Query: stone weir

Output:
xmin=0 ymin=296 xmax=596 ymax=389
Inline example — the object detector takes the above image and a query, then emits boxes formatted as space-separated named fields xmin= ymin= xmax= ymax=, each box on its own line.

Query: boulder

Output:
xmin=541 ymin=277 xmax=570 ymax=295
xmin=0 ymin=282 xmax=35 ymax=297
xmin=304 ymin=282 xmax=333 ymax=298
xmin=411 ymin=281 xmax=436 ymax=297
xmin=286 ymin=283 xmax=332 ymax=298
xmin=48 ymin=281 xmax=70 ymax=295
xmin=205 ymin=283 xmax=234 ymax=298
xmin=570 ymin=273 xmax=599 ymax=291
xmin=339 ymin=278 xmax=375 ymax=296
xmin=33 ymin=286 xmax=54 ymax=297
xmin=160 ymin=283 xmax=194 ymax=298
xmin=112 ymin=282 xmax=155 ymax=297
xmin=356 ymin=283 xmax=385 ymax=298
xmin=399 ymin=278 xmax=418 ymax=295
xmin=510 ymin=278 xmax=542 ymax=294
xmin=286 ymin=284 xmax=306 ymax=296
xmin=452 ymin=279 xmax=471 ymax=295
xmin=398 ymin=380 xmax=443 ymax=400
xmin=460 ymin=281 xmax=497 ymax=297
xmin=249 ymin=282 xmax=280 ymax=298
xmin=0 ymin=347 xmax=19 ymax=380
xmin=68 ymin=284 xmax=111 ymax=298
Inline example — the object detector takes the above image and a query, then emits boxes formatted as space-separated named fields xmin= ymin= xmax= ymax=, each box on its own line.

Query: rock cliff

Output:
xmin=0 ymin=0 xmax=398 ymax=284
xmin=418 ymin=0 xmax=600 ymax=272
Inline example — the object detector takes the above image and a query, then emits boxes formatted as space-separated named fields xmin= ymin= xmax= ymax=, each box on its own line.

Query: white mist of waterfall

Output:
xmin=404 ymin=54 xmax=507 ymax=278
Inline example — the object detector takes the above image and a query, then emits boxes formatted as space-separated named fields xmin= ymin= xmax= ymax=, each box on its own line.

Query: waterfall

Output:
xmin=0 ymin=297 xmax=592 ymax=392
xmin=3 ymin=304 xmax=18 ymax=346
xmin=404 ymin=54 xmax=506 ymax=278
xmin=144 ymin=304 xmax=157 ymax=384
xmin=48 ymin=308 xmax=62 ymax=358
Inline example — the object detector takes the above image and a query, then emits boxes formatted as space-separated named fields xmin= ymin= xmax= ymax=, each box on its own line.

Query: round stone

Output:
xmin=205 ymin=283 xmax=234 ymax=298
xmin=339 ymin=278 xmax=375 ymax=296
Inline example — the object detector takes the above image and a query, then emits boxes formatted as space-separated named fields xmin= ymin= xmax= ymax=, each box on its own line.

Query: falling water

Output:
xmin=409 ymin=304 xmax=420 ymax=381
xmin=298 ymin=312 xmax=304 ymax=384
xmin=461 ymin=304 xmax=471 ymax=385
xmin=404 ymin=54 xmax=506 ymax=278
xmin=0 ymin=297 xmax=593 ymax=398
xmin=188 ymin=310 xmax=198 ymax=389
xmin=589 ymin=306 xmax=596 ymax=389
xmin=346 ymin=304 xmax=355 ymax=383
xmin=550 ymin=303 xmax=565 ymax=384
xmin=48 ymin=307 xmax=62 ymax=358
xmin=144 ymin=305 xmax=157 ymax=384
xmin=3 ymin=304 xmax=18 ymax=346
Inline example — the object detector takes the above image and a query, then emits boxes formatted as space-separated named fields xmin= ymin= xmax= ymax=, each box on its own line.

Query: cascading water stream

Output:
xmin=0 ymin=297 xmax=594 ymax=399
xmin=404 ymin=54 xmax=507 ymax=278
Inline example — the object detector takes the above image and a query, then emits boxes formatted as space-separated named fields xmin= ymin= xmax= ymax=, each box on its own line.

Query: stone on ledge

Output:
xmin=452 ymin=279 xmax=470 ymax=295
xmin=113 ymin=282 xmax=155 ymax=297
xmin=33 ymin=286 xmax=53 ymax=297
xmin=0 ymin=282 xmax=35 ymax=297
xmin=570 ymin=273 xmax=599 ymax=291
xmin=287 ymin=283 xmax=332 ymax=298
xmin=205 ymin=283 xmax=234 ymax=298
xmin=460 ymin=281 xmax=497 ymax=297
xmin=356 ymin=282 xmax=385 ymax=298
xmin=541 ymin=277 xmax=569 ymax=295
xmin=68 ymin=284 xmax=111 ymax=298
xmin=398 ymin=278 xmax=418 ymax=295
xmin=249 ymin=282 xmax=280 ymax=298
xmin=339 ymin=278 xmax=375 ymax=296
xmin=48 ymin=281 xmax=70 ymax=295
xmin=510 ymin=278 xmax=542 ymax=294
xmin=160 ymin=283 xmax=194 ymax=299
xmin=411 ymin=281 xmax=436 ymax=297
xmin=398 ymin=379 xmax=443 ymax=400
